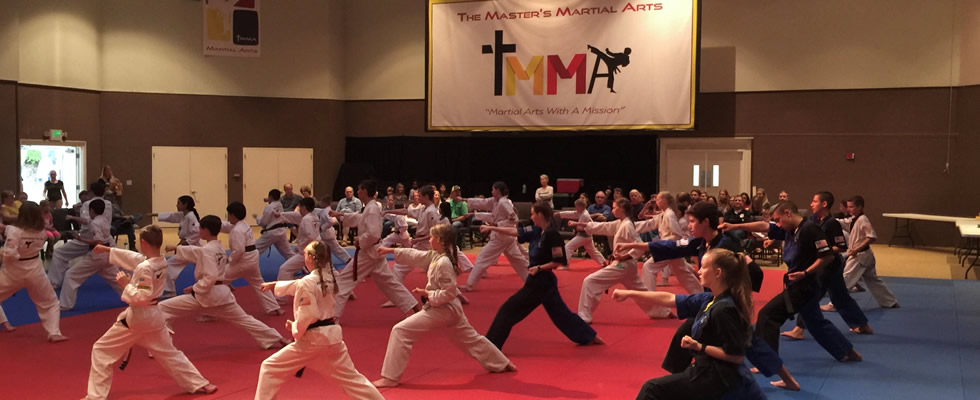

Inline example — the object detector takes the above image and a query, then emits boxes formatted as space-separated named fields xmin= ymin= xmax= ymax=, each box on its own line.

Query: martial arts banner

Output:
xmin=203 ymin=0 xmax=261 ymax=57
xmin=428 ymin=0 xmax=698 ymax=131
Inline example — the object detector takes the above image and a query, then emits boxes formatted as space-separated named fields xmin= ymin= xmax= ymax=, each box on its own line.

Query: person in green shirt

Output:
xmin=448 ymin=186 xmax=469 ymax=247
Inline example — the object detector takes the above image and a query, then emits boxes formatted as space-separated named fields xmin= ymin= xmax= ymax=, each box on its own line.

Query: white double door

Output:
xmin=659 ymin=138 xmax=752 ymax=197
xmin=151 ymin=147 xmax=228 ymax=226
xmin=242 ymin=147 xmax=313 ymax=219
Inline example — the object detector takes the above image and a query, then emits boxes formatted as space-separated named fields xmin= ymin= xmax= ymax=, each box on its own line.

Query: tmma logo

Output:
xmin=482 ymin=30 xmax=631 ymax=96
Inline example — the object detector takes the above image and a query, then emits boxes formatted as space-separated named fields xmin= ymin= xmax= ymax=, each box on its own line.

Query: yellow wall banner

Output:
xmin=428 ymin=0 xmax=698 ymax=131
xmin=203 ymin=0 xmax=260 ymax=57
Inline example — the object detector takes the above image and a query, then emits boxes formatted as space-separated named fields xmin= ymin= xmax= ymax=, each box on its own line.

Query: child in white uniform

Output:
xmin=255 ymin=241 xmax=383 ymax=400
xmin=84 ymin=226 xmax=216 ymax=399
xmin=47 ymin=182 xmax=113 ymax=289
xmin=0 ymin=203 xmax=68 ymax=342
xmin=59 ymin=200 xmax=123 ymax=310
xmin=460 ymin=182 xmax=529 ymax=291
xmin=641 ymin=192 xmax=702 ymax=297
xmin=372 ymin=224 xmax=515 ymax=388
xmin=254 ymin=189 xmax=295 ymax=260
xmin=557 ymin=198 xmax=606 ymax=268
xmin=829 ymin=196 xmax=898 ymax=309
xmin=159 ymin=215 xmax=288 ymax=349
xmin=330 ymin=180 xmax=420 ymax=319
xmin=569 ymin=198 xmax=662 ymax=323
xmin=220 ymin=201 xmax=282 ymax=315
xmin=276 ymin=198 xmax=320 ymax=303
xmin=147 ymin=195 xmax=201 ymax=296
xmin=315 ymin=196 xmax=351 ymax=265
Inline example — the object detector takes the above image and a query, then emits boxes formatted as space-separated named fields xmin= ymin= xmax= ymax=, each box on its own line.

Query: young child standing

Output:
xmin=147 ymin=195 xmax=201 ymax=297
xmin=556 ymin=198 xmax=606 ymax=269
xmin=314 ymin=196 xmax=351 ymax=265
xmin=158 ymin=215 xmax=287 ymax=349
xmin=372 ymin=224 xmax=513 ymax=387
xmin=275 ymin=197 xmax=320 ymax=303
xmin=255 ymin=241 xmax=383 ymax=400
xmin=828 ymin=195 xmax=898 ymax=309
xmin=253 ymin=189 xmax=295 ymax=260
xmin=220 ymin=201 xmax=282 ymax=315
xmin=84 ymin=226 xmax=216 ymax=399
xmin=59 ymin=200 xmax=123 ymax=310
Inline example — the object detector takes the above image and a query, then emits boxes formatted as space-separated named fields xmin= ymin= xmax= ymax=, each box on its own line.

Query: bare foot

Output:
xmin=770 ymin=380 xmax=801 ymax=391
xmin=850 ymin=323 xmax=874 ymax=335
xmin=458 ymin=293 xmax=470 ymax=305
xmin=379 ymin=300 xmax=395 ymax=308
xmin=372 ymin=378 xmax=399 ymax=388
xmin=48 ymin=334 xmax=69 ymax=343
xmin=781 ymin=327 xmax=805 ymax=340
xmin=590 ymin=336 xmax=605 ymax=345
xmin=842 ymin=348 xmax=862 ymax=362
xmin=819 ymin=303 xmax=836 ymax=312
xmin=193 ymin=384 xmax=218 ymax=394
xmin=504 ymin=362 xmax=518 ymax=372
xmin=459 ymin=284 xmax=474 ymax=292
xmin=267 ymin=309 xmax=285 ymax=316
xmin=2 ymin=321 xmax=16 ymax=332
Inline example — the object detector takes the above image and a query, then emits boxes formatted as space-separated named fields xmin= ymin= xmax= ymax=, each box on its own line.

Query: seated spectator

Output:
xmin=778 ymin=190 xmax=789 ymax=202
xmin=676 ymin=192 xmax=693 ymax=215
xmin=39 ymin=200 xmax=61 ymax=257
xmin=724 ymin=196 xmax=753 ymax=224
xmin=393 ymin=183 xmax=409 ymax=208
xmin=279 ymin=183 xmax=302 ymax=212
xmin=739 ymin=192 xmax=751 ymax=210
xmin=750 ymin=193 xmax=767 ymax=217
xmin=706 ymin=195 xmax=718 ymax=207
xmin=755 ymin=187 xmax=772 ymax=210
xmin=587 ymin=191 xmax=613 ymax=222
xmin=717 ymin=188 xmax=732 ymax=214
xmin=98 ymin=165 xmax=124 ymax=207
xmin=613 ymin=187 xmax=625 ymax=201
xmin=2 ymin=190 xmax=22 ymax=224
xmin=689 ymin=189 xmax=702 ymax=202
xmin=629 ymin=189 xmax=645 ymax=221
xmin=299 ymin=185 xmax=313 ymax=199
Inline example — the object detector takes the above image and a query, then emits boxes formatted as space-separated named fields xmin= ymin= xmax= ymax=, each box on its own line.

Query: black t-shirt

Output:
xmin=517 ymin=225 xmax=567 ymax=268
xmin=44 ymin=180 xmax=64 ymax=201
xmin=724 ymin=208 xmax=753 ymax=224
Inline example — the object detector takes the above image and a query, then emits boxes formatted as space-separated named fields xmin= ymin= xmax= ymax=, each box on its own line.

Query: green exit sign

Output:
xmin=44 ymin=129 xmax=66 ymax=141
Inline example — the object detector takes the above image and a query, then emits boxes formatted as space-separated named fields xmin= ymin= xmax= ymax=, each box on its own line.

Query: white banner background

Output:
xmin=203 ymin=0 xmax=261 ymax=57
xmin=428 ymin=0 xmax=696 ymax=131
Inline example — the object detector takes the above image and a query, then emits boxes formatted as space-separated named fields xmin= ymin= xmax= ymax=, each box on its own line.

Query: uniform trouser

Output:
xmin=225 ymin=259 xmax=281 ymax=313
xmin=0 ymin=268 xmax=62 ymax=337
xmin=164 ymin=256 xmax=191 ymax=294
xmin=159 ymin=295 xmax=283 ymax=349
xmin=382 ymin=232 xmax=413 ymax=284
xmin=578 ymin=262 xmax=663 ymax=322
xmin=842 ymin=255 xmax=898 ymax=307
xmin=380 ymin=304 xmax=510 ymax=381
xmin=60 ymin=252 xmax=123 ymax=310
xmin=756 ymin=280 xmax=853 ymax=360
xmin=276 ymin=255 xmax=306 ymax=303
xmin=255 ymin=329 xmax=383 ymax=400
xmin=466 ymin=236 xmax=529 ymax=289
xmin=86 ymin=322 xmax=209 ymax=400
xmin=321 ymin=230 xmax=351 ymax=264
xmin=486 ymin=270 xmax=596 ymax=350
xmin=255 ymin=230 xmax=295 ymax=260
xmin=47 ymin=239 xmax=92 ymax=288
xmin=565 ymin=235 xmax=606 ymax=267
xmin=333 ymin=256 xmax=418 ymax=318
xmin=642 ymin=258 xmax=702 ymax=294
xmin=796 ymin=262 xmax=868 ymax=330
xmin=663 ymin=318 xmax=783 ymax=378
xmin=636 ymin=365 xmax=759 ymax=400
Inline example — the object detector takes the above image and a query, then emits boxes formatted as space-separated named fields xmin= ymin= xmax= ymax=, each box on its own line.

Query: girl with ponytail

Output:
xmin=256 ymin=241 xmax=383 ymax=399
xmin=148 ymin=195 xmax=201 ymax=296
xmin=372 ymin=223 xmax=515 ymax=388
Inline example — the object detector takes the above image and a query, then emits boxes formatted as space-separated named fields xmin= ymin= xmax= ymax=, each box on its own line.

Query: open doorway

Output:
xmin=20 ymin=141 xmax=85 ymax=206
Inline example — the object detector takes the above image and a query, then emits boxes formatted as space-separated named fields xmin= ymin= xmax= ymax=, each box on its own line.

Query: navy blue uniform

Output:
xmin=485 ymin=225 xmax=596 ymax=349
xmin=795 ymin=214 xmax=868 ymax=330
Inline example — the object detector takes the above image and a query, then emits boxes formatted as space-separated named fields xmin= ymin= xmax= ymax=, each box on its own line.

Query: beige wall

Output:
xmin=958 ymin=0 xmax=980 ymax=86
xmin=16 ymin=0 xmax=102 ymax=90
xmin=0 ymin=0 xmax=18 ymax=81
xmin=343 ymin=0 xmax=425 ymax=100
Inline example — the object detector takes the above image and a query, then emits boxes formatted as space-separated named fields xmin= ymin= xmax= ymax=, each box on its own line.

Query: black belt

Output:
xmin=19 ymin=254 xmax=40 ymax=261
xmin=261 ymin=223 xmax=291 ymax=234
xmin=294 ymin=319 xmax=336 ymax=378
xmin=245 ymin=245 xmax=257 ymax=252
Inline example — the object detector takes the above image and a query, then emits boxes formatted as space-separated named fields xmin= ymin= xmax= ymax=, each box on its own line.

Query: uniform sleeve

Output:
xmin=360 ymin=209 xmax=382 ymax=244
xmin=393 ymin=248 xmax=436 ymax=268
xmin=516 ymin=225 xmax=540 ymax=244
xmin=826 ymin=219 xmax=848 ymax=251
xmin=258 ymin=205 xmax=277 ymax=227
xmin=584 ymin=220 xmax=619 ymax=236
xmin=557 ymin=211 xmax=577 ymax=220
xmin=709 ymin=305 xmax=749 ymax=356
xmin=472 ymin=212 xmax=494 ymax=223
xmin=466 ymin=198 xmax=493 ymax=211
xmin=91 ymin=220 xmax=112 ymax=243
xmin=157 ymin=212 xmax=183 ymax=224
xmin=426 ymin=257 xmax=458 ymax=306
xmin=649 ymin=238 xmax=702 ymax=262
xmin=220 ymin=221 xmax=234 ymax=234
xmin=634 ymin=218 xmax=659 ymax=234
xmin=767 ymin=223 xmax=787 ymax=241
xmin=109 ymin=247 xmax=147 ymax=272
xmin=545 ymin=230 xmax=568 ymax=266
xmin=121 ymin=265 xmax=159 ymax=306
xmin=175 ymin=246 xmax=214 ymax=293
xmin=2 ymin=228 xmax=19 ymax=263
xmin=498 ymin=200 xmax=518 ymax=222
xmin=290 ymin=280 xmax=320 ymax=340
xmin=273 ymin=279 xmax=300 ymax=297
xmin=802 ymin=223 xmax=832 ymax=255
xmin=228 ymin=228 xmax=246 ymax=265
xmin=861 ymin=216 xmax=877 ymax=240
xmin=675 ymin=292 xmax=713 ymax=320
xmin=279 ymin=211 xmax=302 ymax=225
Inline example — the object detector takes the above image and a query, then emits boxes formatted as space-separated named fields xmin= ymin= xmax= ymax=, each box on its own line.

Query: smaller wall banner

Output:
xmin=203 ymin=0 xmax=260 ymax=57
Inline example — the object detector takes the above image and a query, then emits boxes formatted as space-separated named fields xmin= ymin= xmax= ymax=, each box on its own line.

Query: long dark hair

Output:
xmin=178 ymin=195 xmax=200 ymax=221
xmin=16 ymin=202 xmax=45 ymax=231
xmin=706 ymin=248 xmax=754 ymax=328
xmin=306 ymin=241 xmax=339 ymax=295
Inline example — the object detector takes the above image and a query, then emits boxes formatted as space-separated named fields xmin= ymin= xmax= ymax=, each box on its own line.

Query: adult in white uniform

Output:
xmin=84 ymin=226 xmax=216 ymax=399
xmin=460 ymin=182 xmax=529 ymax=291
xmin=47 ymin=182 xmax=113 ymax=289
xmin=275 ymin=197 xmax=320 ymax=304
xmin=253 ymin=189 xmax=295 ymax=260
xmin=255 ymin=241 xmax=384 ymax=400
xmin=159 ymin=215 xmax=287 ymax=349
xmin=330 ymin=180 xmax=420 ymax=319
xmin=220 ymin=201 xmax=282 ymax=315
xmin=59 ymin=200 xmax=123 ymax=310
xmin=372 ymin=224 xmax=515 ymax=388
xmin=147 ymin=195 xmax=200 ymax=296
xmin=557 ymin=198 xmax=606 ymax=268
xmin=0 ymin=203 xmax=68 ymax=342
xmin=641 ymin=192 xmax=702 ymax=299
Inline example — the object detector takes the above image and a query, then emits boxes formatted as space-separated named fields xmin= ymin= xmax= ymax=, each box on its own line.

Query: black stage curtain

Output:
xmin=342 ymin=135 xmax=659 ymax=206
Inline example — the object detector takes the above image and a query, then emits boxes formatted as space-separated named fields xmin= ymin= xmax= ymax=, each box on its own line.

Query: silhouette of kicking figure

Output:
xmin=588 ymin=45 xmax=631 ymax=93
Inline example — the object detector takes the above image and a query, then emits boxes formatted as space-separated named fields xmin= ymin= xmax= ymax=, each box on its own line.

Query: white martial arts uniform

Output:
xmin=59 ymin=215 xmax=123 ymax=310
xmin=220 ymin=220 xmax=281 ymax=314
xmin=85 ymin=248 xmax=210 ymax=400
xmin=332 ymin=200 xmax=418 ymax=318
xmin=255 ymin=269 xmax=383 ymax=400
xmin=314 ymin=207 xmax=351 ymax=264
xmin=158 ymin=211 xmax=201 ymax=294
xmin=558 ymin=210 xmax=606 ymax=267
xmin=640 ymin=209 xmax=702 ymax=300
xmin=465 ymin=196 xmax=529 ymax=288
xmin=47 ymin=196 xmax=113 ymax=288
xmin=255 ymin=201 xmax=295 ymax=259
xmin=0 ymin=226 xmax=63 ymax=338
xmin=159 ymin=240 xmax=284 ymax=349
xmin=380 ymin=213 xmax=412 ymax=249
xmin=578 ymin=218 xmax=661 ymax=323
xmin=390 ymin=204 xmax=440 ymax=282
xmin=275 ymin=211 xmax=320 ymax=303
xmin=842 ymin=214 xmax=898 ymax=307
xmin=380 ymin=249 xmax=510 ymax=382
